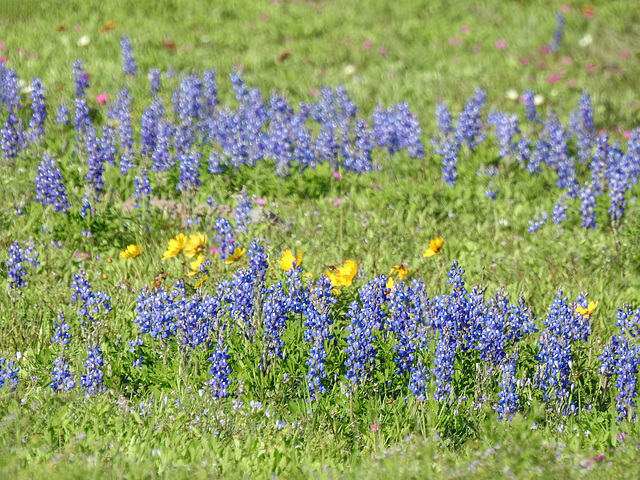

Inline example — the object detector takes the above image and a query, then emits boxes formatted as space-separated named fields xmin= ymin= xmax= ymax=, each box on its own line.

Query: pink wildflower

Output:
xmin=539 ymin=44 xmax=550 ymax=54
xmin=586 ymin=64 xmax=596 ymax=73
xmin=495 ymin=39 xmax=507 ymax=50
xmin=460 ymin=25 xmax=470 ymax=34
xmin=448 ymin=37 xmax=460 ymax=46
xmin=333 ymin=198 xmax=343 ymax=207
xmin=254 ymin=198 xmax=266 ymax=205
xmin=362 ymin=39 xmax=373 ymax=51
xmin=333 ymin=171 xmax=342 ymax=180
xmin=96 ymin=93 xmax=108 ymax=104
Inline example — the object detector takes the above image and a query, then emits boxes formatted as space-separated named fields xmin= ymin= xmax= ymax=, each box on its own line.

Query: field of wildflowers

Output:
xmin=1 ymin=1 xmax=640 ymax=478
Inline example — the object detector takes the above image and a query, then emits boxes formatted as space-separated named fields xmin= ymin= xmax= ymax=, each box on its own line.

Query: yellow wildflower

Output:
xmin=326 ymin=259 xmax=358 ymax=287
xmin=389 ymin=264 xmax=409 ymax=279
xmin=576 ymin=301 xmax=598 ymax=318
xmin=386 ymin=277 xmax=394 ymax=290
xmin=225 ymin=247 xmax=247 ymax=264
xmin=162 ymin=233 xmax=187 ymax=261
xmin=423 ymin=237 xmax=445 ymax=257
xmin=194 ymin=275 xmax=208 ymax=288
xmin=187 ymin=255 xmax=205 ymax=276
xmin=120 ymin=244 xmax=141 ymax=259
xmin=277 ymin=249 xmax=303 ymax=271
xmin=184 ymin=232 xmax=207 ymax=258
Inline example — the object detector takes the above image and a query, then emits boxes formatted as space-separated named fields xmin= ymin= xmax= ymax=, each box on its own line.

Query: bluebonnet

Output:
xmin=1 ymin=111 xmax=24 ymax=159
xmin=600 ymin=307 xmax=640 ymax=421
xmin=214 ymin=217 xmax=235 ymax=260
xmin=6 ymin=240 xmax=39 ymax=289
xmin=151 ymin=118 xmax=173 ymax=172
xmin=485 ymin=183 xmax=498 ymax=200
xmin=73 ymin=97 xmax=91 ymax=135
xmin=544 ymin=114 xmax=579 ymax=197
xmin=535 ymin=290 xmax=591 ymax=410
xmin=148 ymin=68 xmax=162 ymax=94
xmin=99 ymin=125 xmax=118 ymax=166
xmin=285 ymin=266 xmax=309 ymax=315
xmin=140 ymin=97 xmax=165 ymax=155
xmin=549 ymin=12 xmax=565 ymax=52
xmin=344 ymin=276 xmax=387 ymax=387
xmin=51 ymin=310 xmax=72 ymax=345
xmin=303 ymin=277 xmax=336 ymax=400
xmin=172 ymin=74 xmax=202 ymax=123
xmin=569 ymin=91 xmax=596 ymax=164
xmin=263 ymin=282 xmax=289 ymax=360
xmin=0 ymin=359 xmax=19 ymax=391
xmin=527 ymin=213 xmax=548 ymax=234
xmin=202 ymin=69 xmax=219 ymax=117
xmin=624 ymin=129 xmax=640 ymax=187
xmin=134 ymin=285 xmax=179 ymax=339
xmin=206 ymin=335 xmax=232 ymax=398
xmin=387 ymin=281 xmax=420 ymax=376
xmin=522 ymin=89 xmax=541 ymax=123
xmin=291 ymin=114 xmax=316 ymax=171
xmin=81 ymin=345 xmax=106 ymax=396
xmin=579 ymin=182 xmax=598 ymax=229
xmin=434 ymin=138 xmax=461 ymax=186
xmin=208 ymin=150 xmax=224 ymax=174
xmin=84 ymin=126 xmax=105 ymax=195
xmin=134 ymin=166 xmax=152 ymax=209
xmin=110 ymin=87 xmax=135 ymax=174
xmin=314 ymin=124 xmax=339 ymax=167
xmin=551 ymin=195 xmax=568 ymax=227
xmin=70 ymin=269 xmax=112 ymax=323
xmin=590 ymin=134 xmax=609 ymax=194
xmin=496 ymin=353 xmax=519 ymax=420
xmin=371 ymin=102 xmax=424 ymax=157
xmin=50 ymin=355 xmax=76 ymax=392
xmin=430 ymin=261 xmax=475 ymax=402
xmin=28 ymin=78 xmax=46 ymax=143
xmin=120 ymin=35 xmax=138 ymax=77
xmin=454 ymin=88 xmax=486 ymax=149
xmin=487 ymin=111 xmax=519 ymax=158
xmin=607 ymin=142 xmax=629 ymax=225
xmin=408 ymin=358 xmax=430 ymax=402
xmin=435 ymin=101 xmax=453 ymax=138
xmin=72 ymin=59 xmax=89 ymax=98
xmin=34 ymin=152 xmax=70 ymax=213
xmin=177 ymin=149 xmax=201 ymax=192
xmin=234 ymin=188 xmax=252 ymax=233
xmin=54 ymin=102 xmax=70 ymax=126
xmin=0 ymin=64 xmax=21 ymax=109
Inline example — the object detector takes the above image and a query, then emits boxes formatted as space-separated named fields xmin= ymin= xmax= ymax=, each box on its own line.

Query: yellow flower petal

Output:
xmin=187 ymin=255 xmax=205 ymax=276
xmin=277 ymin=249 xmax=303 ymax=270
xmin=576 ymin=300 xmax=598 ymax=318
xmin=194 ymin=275 xmax=208 ymax=289
xmin=389 ymin=264 xmax=409 ymax=279
xmin=225 ymin=247 xmax=247 ymax=264
xmin=184 ymin=232 xmax=207 ymax=258
xmin=423 ymin=237 xmax=444 ymax=257
xmin=120 ymin=244 xmax=141 ymax=258
xmin=325 ymin=259 xmax=357 ymax=287
xmin=162 ymin=233 xmax=187 ymax=261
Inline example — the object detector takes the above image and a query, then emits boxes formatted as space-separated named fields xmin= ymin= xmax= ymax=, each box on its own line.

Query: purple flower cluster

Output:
xmin=6 ymin=240 xmax=39 ymax=289
xmin=34 ymin=152 xmax=70 ymax=213
xmin=81 ymin=345 xmax=105 ymax=396
xmin=0 ymin=359 xmax=19 ymax=391
xmin=599 ymin=307 xmax=640 ymax=422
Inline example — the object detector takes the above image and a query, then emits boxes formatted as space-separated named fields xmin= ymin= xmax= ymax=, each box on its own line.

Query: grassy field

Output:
xmin=1 ymin=0 xmax=640 ymax=478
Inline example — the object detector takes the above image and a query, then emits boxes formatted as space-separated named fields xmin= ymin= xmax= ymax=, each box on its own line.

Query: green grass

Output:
xmin=2 ymin=0 xmax=640 ymax=478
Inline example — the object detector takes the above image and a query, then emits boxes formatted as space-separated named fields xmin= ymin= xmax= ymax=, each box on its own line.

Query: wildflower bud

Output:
xmin=107 ymin=258 xmax=112 ymax=263
xmin=102 ymin=274 xmax=108 ymax=280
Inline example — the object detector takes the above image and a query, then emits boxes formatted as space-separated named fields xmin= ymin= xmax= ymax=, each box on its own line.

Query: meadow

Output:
xmin=1 ymin=0 xmax=640 ymax=478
